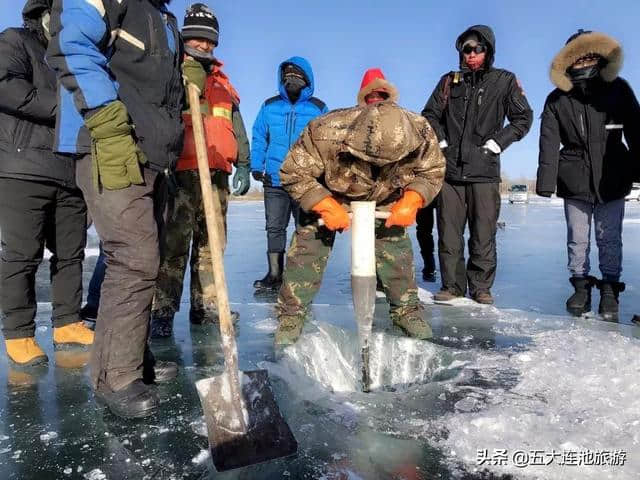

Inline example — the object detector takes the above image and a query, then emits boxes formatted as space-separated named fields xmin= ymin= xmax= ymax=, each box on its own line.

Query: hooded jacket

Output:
xmin=0 ymin=0 xmax=76 ymax=187
xmin=423 ymin=25 xmax=533 ymax=183
xmin=46 ymin=0 xmax=184 ymax=172
xmin=250 ymin=56 xmax=328 ymax=187
xmin=280 ymin=102 xmax=445 ymax=211
xmin=537 ymin=31 xmax=640 ymax=203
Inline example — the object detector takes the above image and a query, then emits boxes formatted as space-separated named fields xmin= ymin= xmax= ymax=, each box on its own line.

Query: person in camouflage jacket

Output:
xmin=274 ymin=69 xmax=445 ymax=345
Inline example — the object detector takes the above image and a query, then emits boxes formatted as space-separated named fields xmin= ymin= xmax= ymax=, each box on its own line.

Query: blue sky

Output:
xmin=2 ymin=0 xmax=639 ymax=178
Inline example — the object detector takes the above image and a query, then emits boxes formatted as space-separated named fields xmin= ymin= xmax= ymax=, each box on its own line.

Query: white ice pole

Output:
xmin=351 ymin=202 xmax=377 ymax=277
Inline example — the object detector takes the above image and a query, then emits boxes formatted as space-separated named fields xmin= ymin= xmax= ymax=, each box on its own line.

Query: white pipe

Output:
xmin=351 ymin=201 xmax=376 ymax=277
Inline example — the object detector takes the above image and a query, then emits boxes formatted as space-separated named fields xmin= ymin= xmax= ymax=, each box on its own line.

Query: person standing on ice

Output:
xmin=250 ymin=57 xmax=328 ymax=293
xmin=46 ymin=0 xmax=200 ymax=418
xmin=274 ymin=68 xmax=445 ymax=345
xmin=150 ymin=3 xmax=251 ymax=338
xmin=0 ymin=0 xmax=95 ymax=367
xmin=537 ymin=30 xmax=640 ymax=319
xmin=423 ymin=25 xmax=533 ymax=305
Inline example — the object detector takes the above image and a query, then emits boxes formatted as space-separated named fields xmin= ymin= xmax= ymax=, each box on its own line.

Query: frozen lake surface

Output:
xmin=1 ymin=199 xmax=639 ymax=479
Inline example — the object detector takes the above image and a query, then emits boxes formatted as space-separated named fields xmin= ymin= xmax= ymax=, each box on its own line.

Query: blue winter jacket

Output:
xmin=250 ymin=56 xmax=328 ymax=187
xmin=46 ymin=0 xmax=184 ymax=171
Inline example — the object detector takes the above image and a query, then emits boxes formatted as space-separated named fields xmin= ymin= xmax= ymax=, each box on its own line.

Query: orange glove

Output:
xmin=312 ymin=196 xmax=351 ymax=231
xmin=385 ymin=190 xmax=425 ymax=228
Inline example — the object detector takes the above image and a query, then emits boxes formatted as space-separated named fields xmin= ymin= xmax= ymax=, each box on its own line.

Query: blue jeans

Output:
xmin=87 ymin=243 xmax=106 ymax=308
xmin=564 ymin=198 xmax=625 ymax=281
xmin=264 ymin=186 xmax=299 ymax=253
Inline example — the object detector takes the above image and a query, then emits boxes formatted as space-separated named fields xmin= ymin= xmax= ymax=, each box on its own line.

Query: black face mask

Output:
xmin=283 ymin=75 xmax=306 ymax=102
xmin=184 ymin=44 xmax=215 ymax=69
xmin=569 ymin=65 xmax=601 ymax=96
xmin=569 ymin=65 xmax=600 ymax=82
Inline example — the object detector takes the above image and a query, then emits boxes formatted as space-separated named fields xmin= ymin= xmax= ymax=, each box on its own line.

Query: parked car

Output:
xmin=625 ymin=184 xmax=640 ymax=201
xmin=509 ymin=184 xmax=529 ymax=204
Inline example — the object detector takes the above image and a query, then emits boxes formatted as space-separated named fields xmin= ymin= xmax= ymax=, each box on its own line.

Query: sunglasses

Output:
xmin=462 ymin=44 xmax=486 ymax=55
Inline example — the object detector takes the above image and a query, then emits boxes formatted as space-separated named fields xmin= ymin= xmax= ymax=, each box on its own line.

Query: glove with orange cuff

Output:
xmin=385 ymin=190 xmax=425 ymax=228
xmin=312 ymin=196 xmax=351 ymax=231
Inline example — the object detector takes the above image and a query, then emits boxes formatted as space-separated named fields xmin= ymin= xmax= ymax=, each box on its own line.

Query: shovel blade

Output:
xmin=196 ymin=369 xmax=297 ymax=471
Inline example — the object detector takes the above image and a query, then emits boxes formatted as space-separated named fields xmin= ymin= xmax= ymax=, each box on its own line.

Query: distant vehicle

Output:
xmin=508 ymin=184 xmax=529 ymax=204
xmin=625 ymin=184 xmax=640 ymax=201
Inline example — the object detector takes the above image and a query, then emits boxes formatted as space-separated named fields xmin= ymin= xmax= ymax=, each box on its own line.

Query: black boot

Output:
xmin=422 ymin=255 xmax=436 ymax=282
xmin=566 ymin=276 xmax=595 ymax=316
xmin=597 ymin=280 xmax=625 ymax=320
xmin=142 ymin=346 xmax=178 ymax=384
xmin=253 ymin=252 xmax=284 ymax=291
xmin=95 ymin=379 xmax=159 ymax=419
xmin=143 ymin=360 xmax=178 ymax=384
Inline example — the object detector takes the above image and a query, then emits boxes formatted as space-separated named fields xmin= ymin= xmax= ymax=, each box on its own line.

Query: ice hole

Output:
xmin=276 ymin=321 xmax=462 ymax=393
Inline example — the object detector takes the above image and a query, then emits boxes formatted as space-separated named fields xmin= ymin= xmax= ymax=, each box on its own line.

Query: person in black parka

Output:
xmin=537 ymin=30 xmax=640 ymax=319
xmin=422 ymin=25 xmax=533 ymax=305
xmin=0 ymin=0 xmax=94 ymax=367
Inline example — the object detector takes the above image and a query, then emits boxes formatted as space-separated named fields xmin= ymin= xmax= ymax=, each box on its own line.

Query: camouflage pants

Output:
xmin=277 ymin=212 xmax=422 ymax=322
xmin=153 ymin=170 xmax=229 ymax=314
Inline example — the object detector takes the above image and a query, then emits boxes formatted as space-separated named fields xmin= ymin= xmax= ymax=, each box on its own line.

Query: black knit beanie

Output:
xmin=182 ymin=3 xmax=219 ymax=45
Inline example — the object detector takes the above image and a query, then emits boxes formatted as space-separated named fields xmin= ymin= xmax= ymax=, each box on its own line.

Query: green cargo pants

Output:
xmin=276 ymin=211 xmax=422 ymax=322
xmin=153 ymin=170 xmax=229 ymax=315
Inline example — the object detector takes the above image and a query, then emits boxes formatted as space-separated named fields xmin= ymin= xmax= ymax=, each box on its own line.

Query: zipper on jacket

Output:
xmin=147 ymin=14 xmax=163 ymax=56
xmin=477 ymin=88 xmax=484 ymax=106
xmin=288 ymin=107 xmax=295 ymax=148
xmin=579 ymin=113 xmax=585 ymax=137
xmin=458 ymin=83 xmax=476 ymax=164
xmin=289 ymin=110 xmax=297 ymax=148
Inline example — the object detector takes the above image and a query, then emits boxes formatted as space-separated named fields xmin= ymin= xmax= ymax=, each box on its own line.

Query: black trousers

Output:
xmin=416 ymin=201 xmax=436 ymax=273
xmin=0 ymin=178 xmax=87 ymax=339
xmin=437 ymin=181 xmax=500 ymax=296
xmin=264 ymin=186 xmax=299 ymax=253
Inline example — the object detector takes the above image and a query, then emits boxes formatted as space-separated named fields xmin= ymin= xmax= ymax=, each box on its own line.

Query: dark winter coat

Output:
xmin=423 ymin=25 xmax=533 ymax=183
xmin=537 ymin=32 xmax=640 ymax=203
xmin=47 ymin=0 xmax=184 ymax=171
xmin=0 ymin=0 xmax=76 ymax=188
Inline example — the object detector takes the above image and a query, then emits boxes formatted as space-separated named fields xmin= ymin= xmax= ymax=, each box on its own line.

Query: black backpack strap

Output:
xmin=442 ymin=71 xmax=460 ymax=109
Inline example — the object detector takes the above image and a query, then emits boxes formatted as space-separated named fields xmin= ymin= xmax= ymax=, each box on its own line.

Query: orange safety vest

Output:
xmin=177 ymin=60 xmax=240 ymax=173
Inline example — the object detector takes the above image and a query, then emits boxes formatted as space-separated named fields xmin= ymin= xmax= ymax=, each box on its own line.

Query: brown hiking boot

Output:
xmin=275 ymin=315 xmax=305 ymax=346
xmin=5 ymin=338 xmax=48 ymax=366
xmin=473 ymin=291 xmax=494 ymax=305
xmin=434 ymin=289 xmax=462 ymax=302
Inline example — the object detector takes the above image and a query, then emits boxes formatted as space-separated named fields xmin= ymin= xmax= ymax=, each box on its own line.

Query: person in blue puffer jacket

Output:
xmin=251 ymin=56 xmax=328 ymax=292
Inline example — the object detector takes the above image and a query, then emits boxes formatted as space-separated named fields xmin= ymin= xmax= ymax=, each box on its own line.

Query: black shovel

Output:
xmin=187 ymin=82 xmax=297 ymax=471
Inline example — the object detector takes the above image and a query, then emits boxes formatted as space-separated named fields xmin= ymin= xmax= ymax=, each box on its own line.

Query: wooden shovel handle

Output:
xmin=188 ymin=82 xmax=247 ymax=432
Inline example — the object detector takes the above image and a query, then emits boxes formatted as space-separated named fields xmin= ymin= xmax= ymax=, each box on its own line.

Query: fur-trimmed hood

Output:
xmin=357 ymin=69 xmax=399 ymax=106
xmin=550 ymin=31 xmax=623 ymax=92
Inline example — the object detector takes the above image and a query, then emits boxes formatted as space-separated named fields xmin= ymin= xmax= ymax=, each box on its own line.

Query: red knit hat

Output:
xmin=357 ymin=68 xmax=399 ymax=106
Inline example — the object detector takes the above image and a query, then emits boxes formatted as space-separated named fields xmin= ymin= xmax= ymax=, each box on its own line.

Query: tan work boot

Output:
xmin=434 ymin=288 xmax=462 ymax=302
xmin=275 ymin=315 xmax=305 ymax=346
xmin=393 ymin=313 xmax=433 ymax=340
xmin=472 ymin=291 xmax=494 ymax=305
xmin=5 ymin=338 xmax=48 ymax=366
xmin=53 ymin=322 xmax=94 ymax=348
